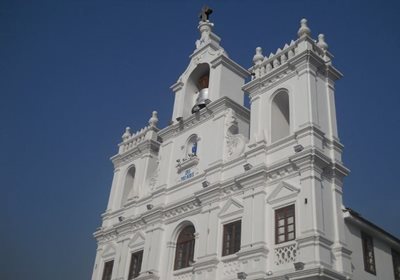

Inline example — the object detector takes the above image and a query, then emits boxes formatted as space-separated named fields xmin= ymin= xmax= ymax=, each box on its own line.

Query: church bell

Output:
xmin=192 ymin=74 xmax=211 ymax=113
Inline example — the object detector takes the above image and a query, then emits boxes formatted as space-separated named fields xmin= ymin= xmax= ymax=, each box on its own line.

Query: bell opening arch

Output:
xmin=270 ymin=89 xmax=291 ymax=142
xmin=182 ymin=63 xmax=210 ymax=116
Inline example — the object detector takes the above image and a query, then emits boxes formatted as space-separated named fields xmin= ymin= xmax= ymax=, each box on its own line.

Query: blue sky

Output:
xmin=1 ymin=0 xmax=399 ymax=279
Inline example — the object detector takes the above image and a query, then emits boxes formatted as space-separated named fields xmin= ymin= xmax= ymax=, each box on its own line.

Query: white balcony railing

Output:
xmin=274 ymin=242 xmax=298 ymax=267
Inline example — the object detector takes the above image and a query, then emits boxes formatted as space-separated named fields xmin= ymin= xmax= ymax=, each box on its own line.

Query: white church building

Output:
xmin=91 ymin=10 xmax=400 ymax=280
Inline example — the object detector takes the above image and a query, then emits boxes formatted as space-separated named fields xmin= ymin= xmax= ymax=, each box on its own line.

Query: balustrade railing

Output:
xmin=250 ymin=41 xmax=297 ymax=80
xmin=249 ymin=19 xmax=331 ymax=81
xmin=274 ymin=242 xmax=298 ymax=267
xmin=119 ymin=111 xmax=159 ymax=154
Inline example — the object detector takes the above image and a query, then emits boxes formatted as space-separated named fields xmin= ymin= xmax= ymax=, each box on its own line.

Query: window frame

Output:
xmin=128 ymin=250 xmax=143 ymax=279
xmin=392 ymin=249 xmax=400 ymax=280
xmin=174 ymin=225 xmax=196 ymax=270
xmin=275 ymin=204 xmax=296 ymax=244
xmin=101 ymin=260 xmax=114 ymax=280
xmin=361 ymin=232 xmax=376 ymax=275
xmin=222 ymin=220 xmax=242 ymax=256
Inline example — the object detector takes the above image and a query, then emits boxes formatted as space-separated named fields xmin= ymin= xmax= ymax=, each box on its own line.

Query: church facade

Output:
xmin=91 ymin=14 xmax=400 ymax=280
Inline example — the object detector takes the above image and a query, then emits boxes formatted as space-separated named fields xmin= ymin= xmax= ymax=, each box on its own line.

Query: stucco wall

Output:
xmin=345 ymin=221 xmax=397 ymax=280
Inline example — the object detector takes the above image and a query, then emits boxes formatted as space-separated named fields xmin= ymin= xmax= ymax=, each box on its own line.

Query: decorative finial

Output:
xmin=122 ymin=127 xmax=131 ymax=141
xmin=196 ymin=9 xmax=215 ymax=49
xmin=317 ymin=34 xmax=328 ymax=51
xmin=253 ymin=47 xmax=264 ymax=65
xmin=297 ymin=18 xmax=311 ymax=38
xmin=148 ymin=111 xmax=158 ymax=127
xmin=199 ymin=6 xmax=213 ymax=22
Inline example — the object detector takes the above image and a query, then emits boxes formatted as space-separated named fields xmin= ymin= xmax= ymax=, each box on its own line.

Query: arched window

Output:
xmin=186 ymin=135 xmax=198 ymax=158
xmin=174 ymin=225 xmax=195 ymax=270
xmin=271 ymin=91 xmax=290 ymax=142
xmin=122 ymin=166 xmax=135 ymax=205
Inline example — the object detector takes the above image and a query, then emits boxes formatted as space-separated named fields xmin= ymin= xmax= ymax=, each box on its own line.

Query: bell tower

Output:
xmin=170 ymin=7 xmax=249 ymax=122
xmin=243 ymin=19 xmax=352 ymax=276
xmin=244 ymin=19 xmax=341 ymax=147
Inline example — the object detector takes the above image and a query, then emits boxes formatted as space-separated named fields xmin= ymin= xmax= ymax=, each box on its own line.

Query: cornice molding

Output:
xmin=163 ymin=197 xmax=202 ymax=222
xmin=170 ymin=80 xmax=184 ymax=92
xmin=236 ymin=244 xmax=269 ymax=259
xmin=344 ymin=211 xmax=400 ymax=250
xmin=243 ymin=49 xmax=335 ymax=99
xmin=112 ymin=139 xmax=160 ymax=168
xmin=192 ymin=256 xmax=219 ymax=270
xmin=158 ymin=97 xmax=250 ymax=141
xmin=266 ymin=265 xmax=348 ymax=280
xmin=210 ymin=54 xmax=250 ymax=78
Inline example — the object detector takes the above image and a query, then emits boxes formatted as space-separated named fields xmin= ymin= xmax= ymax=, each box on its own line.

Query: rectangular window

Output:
xmin=128 ymin=250 xmax=143 ymax=279
xmin=393 ymin=249 xmax=400 ymax=280
xmin=101 ymin=260 xmax=114 ymax=280
xmin=275 ymin=205 xmax=295 ymax=244
xmin=361 ymin=232 xmax=376 ymax=274
xmin=222 ymin=220 xmax=241 ymax=256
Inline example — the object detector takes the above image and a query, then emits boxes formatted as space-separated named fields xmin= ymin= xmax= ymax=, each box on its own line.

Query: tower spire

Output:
xmin=195 ymin=7 xmax=219 ymax=50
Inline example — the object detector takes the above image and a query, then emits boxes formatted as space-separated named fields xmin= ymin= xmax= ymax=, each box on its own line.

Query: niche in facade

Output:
xmin=185 ymin=63 xmax=211 ymax=114
xmin=271 ymin=90 xmax=290 ymax=142
xmin=121 ymin=165 xmax=136 ymax=205
xmin=176 ymin=134 xmax=199 ymax=174
xmin=186 ymin=134 xmax=198 ymax=158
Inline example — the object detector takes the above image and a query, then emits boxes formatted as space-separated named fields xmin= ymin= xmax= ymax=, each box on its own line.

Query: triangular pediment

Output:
xmin=267 ymin=181 xmax=300 ymax=204
xmin=102 ymin=244 xmax=116 ymax=258
xmin=128 ymin=231 xmax=145 ymax=249
xmin=219 ymin=197 xmax=243 ymax=218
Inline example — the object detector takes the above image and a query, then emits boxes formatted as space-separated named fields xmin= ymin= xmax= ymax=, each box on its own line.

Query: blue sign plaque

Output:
xmin=181 ymin=169 xmax=194 ymax=181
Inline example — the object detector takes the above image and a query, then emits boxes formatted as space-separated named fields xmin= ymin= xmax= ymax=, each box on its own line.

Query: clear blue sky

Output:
xmin=1 ymin=0 xmax=399 ymax=279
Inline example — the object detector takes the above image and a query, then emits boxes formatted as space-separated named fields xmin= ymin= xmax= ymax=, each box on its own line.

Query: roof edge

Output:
xmin=344 ymin=207 xmax=400 ymax=247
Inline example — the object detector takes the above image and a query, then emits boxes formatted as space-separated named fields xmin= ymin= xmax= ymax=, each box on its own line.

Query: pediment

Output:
xmin=267 ymin=181 xmax=300 ymax=204
xmin=175 ymin=48 xmax=223 ymax=85
xmin=219 ymin=197 xmax=243 ymax=218
xmin=102 ymin=244 xmax=116 ymax=258
xmin=128 ymin=231 xmax=145 ymax=249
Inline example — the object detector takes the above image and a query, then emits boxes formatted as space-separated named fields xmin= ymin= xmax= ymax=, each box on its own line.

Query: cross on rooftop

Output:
xmin=199 ymin=6 xmax=212 ymax=22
